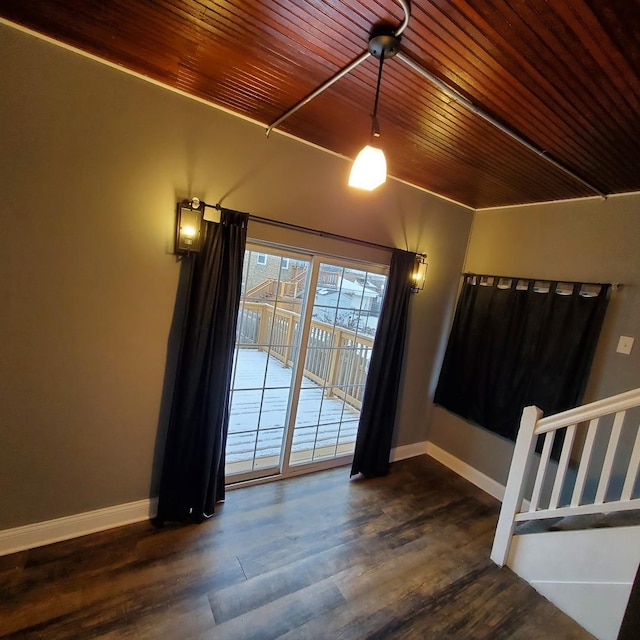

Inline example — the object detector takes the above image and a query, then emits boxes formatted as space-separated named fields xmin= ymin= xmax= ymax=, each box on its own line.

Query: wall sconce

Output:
xmin=411 ymin=254 xmax=428 ymax=293
xmin=175 ymin=197 xmax=204 ymax=254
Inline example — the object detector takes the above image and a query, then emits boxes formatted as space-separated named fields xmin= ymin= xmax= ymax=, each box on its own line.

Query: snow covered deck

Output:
xmin=226 ymin=349 xmax=361 ymax=475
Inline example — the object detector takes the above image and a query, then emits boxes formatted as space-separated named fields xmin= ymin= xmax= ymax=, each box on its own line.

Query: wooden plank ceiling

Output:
xmin=2 ymin=0 xmax=639 ymax=209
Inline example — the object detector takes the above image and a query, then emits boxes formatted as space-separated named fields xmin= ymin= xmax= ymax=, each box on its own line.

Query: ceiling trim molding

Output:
xmin=476 ymin=190 xmax=640 ymax=213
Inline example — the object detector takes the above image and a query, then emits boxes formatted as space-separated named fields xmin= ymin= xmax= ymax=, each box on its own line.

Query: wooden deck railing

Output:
xmin=491 ymin=387 xmax=640 ymax=566
xmin=244 ymin=268 xmax=339 ymax=300
xmin=237 ymin=301 xmax=374 ymax=409
xmin=244 ymin=278 xmax=304 ymax=299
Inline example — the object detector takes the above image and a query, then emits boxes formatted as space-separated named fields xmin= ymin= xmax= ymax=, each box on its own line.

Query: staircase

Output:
xmin=491 ymin=388 xmax=640 ymax=640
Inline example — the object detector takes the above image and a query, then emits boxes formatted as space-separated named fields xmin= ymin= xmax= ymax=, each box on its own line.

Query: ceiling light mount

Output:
xmin=367 ymin=25 xmax=400 ymax=60
xmin=265 ymin=0 xmax=410 ymax=138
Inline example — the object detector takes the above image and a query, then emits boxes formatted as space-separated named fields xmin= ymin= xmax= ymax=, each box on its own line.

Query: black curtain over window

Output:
xmin=351 ymin=249 xmax=416 ymax=478
xmin=157 ymin=209 xmax=248 ymax=523
xmin=434 ymin=275 xmax=610 ymax=440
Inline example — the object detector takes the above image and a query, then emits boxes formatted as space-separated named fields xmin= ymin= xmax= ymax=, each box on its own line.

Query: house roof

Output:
xmin=3 ymin=1 xmax=639 ymax=209
xmin=336 ymin=277 xmax=379 ymax=298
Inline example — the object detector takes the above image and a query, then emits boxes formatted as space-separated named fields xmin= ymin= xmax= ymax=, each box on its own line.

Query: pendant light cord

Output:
xmin=370 ymin=54 xmax=385 ymax=141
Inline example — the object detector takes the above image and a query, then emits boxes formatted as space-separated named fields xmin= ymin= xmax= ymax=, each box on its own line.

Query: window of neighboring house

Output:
xmin=281 ymin=258 xmax=290 ymax=270
xmin=256 ymin=253 xmax=267 ymax=265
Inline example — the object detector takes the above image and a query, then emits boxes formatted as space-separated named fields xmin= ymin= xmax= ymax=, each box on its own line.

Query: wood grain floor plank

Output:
xmin=235 ymin=505 xmax=395 ymax=579
xmin=0 ymin=533 xmax=245 ymax=637
xmin=210 ymin=536 xmax=371 ymax=623
xmin=92 ymin=595 xmax=216 ymax=640
xmin=211 ymin=576 xmax=346 ymax=640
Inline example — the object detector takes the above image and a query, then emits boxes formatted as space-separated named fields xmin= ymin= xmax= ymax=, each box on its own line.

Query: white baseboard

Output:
xmin=426 ymin=441 xmax=506 ymax=502
xmin=0 ymin=498 xmax=158 ymax=557
xmin=0 ymin=441 xmax=488 ymax=557
xmin=390 ymin=441 xmax=428 ymax=462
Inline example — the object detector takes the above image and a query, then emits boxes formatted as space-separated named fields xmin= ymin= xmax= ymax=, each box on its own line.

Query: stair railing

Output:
xmin=491 ymin=387 xmax=640 ymax=566
xmin=245 ymin=278 xmax=277 ymax=299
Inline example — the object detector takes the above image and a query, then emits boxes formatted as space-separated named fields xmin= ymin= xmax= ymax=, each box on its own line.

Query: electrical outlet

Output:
xmin=616 ymin=336 xmax=634 ymax=355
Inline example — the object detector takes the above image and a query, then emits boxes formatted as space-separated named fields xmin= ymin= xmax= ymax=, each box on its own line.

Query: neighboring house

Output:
xmin=242 ymin=251 xmax=296 ymax=294
xmin=313 ymin=277 xmax=381 ymax=333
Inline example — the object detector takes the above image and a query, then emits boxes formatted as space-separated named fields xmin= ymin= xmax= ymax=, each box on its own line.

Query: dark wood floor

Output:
xmin=0 ymin=456 xmax=593 ymax=639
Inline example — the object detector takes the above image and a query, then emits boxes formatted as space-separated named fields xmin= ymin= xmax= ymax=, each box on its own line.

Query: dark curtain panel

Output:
xmin=156 ymin=209 xmax=248 ymax=523
xmin=434 ymin=275 xmax=610 ymax=440
xmin=351 ymin=249 xmax=416 ymax=478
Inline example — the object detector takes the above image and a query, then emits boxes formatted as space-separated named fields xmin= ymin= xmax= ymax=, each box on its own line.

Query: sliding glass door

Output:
xmin=226 ymin=244 xmax=388 ymax=483
xmin=226 ymin=246 xmax=310 ymax=480
xmin=286 ymin=262 xmax=386 ymax=466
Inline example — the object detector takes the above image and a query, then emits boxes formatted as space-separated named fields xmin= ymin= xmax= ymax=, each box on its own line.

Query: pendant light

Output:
xmin=349 ymin=27 xmax=400 ymax=191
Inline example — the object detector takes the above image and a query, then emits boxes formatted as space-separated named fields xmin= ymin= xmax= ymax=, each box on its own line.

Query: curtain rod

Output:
xmin=204 ymin=202 xmax=397 ymax=254
xmin=462 ymin=272 xmax=621 ymax=289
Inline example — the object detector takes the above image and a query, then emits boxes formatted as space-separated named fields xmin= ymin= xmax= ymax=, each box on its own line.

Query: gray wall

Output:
xmin=429 ymin=194 xmax=640 ymax=484
xmin=0 ymin=23 xmax=472 ymax=530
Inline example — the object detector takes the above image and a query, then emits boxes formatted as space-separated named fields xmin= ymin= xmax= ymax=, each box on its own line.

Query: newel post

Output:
xmin=490 ymin=405 xmax=543 ymax=566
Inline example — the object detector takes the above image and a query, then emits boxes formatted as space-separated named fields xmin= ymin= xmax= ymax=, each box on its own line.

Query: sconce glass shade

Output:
xmin=348 ymin=145 xmax=387 ymax=191
xmin=175 ymin=200 xmax=204 ymax=254
xmin=411 ymin=254 xmax=428 ymax=293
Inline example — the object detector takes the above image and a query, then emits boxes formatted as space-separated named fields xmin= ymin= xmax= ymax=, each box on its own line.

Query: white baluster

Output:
xmin=621 ymin=424 xmax=640 ymax=501
xmin=571 ymin=418 xmax=599 ymax=507
xmin=595 ymin=411 xmax=625 ymax=504
xmin=549 ymin=424 xmax=576 ymax=509
xmin=529 ymin=430 xmax=556 ymax=512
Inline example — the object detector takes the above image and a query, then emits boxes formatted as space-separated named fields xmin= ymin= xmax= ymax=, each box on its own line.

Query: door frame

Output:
xmin=226 ymin=240 xmax=389 ymax=486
